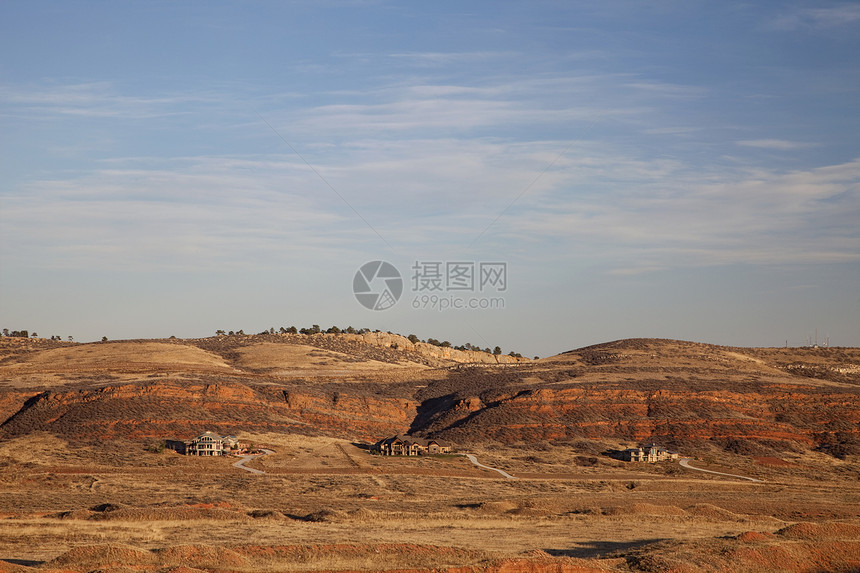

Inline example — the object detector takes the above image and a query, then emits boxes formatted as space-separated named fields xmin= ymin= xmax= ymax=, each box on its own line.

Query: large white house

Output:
xmin=167 ymin=432 xmax=238 ymax=456
xmin=621 ymin=444 xmax=679 ymax=463
xmin=371 ymin=434 xmax=453 ymax=456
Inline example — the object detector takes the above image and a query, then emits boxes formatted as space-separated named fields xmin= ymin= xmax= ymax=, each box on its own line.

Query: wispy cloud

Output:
xmin=12 ymin=143 xmax=855 ymax=277
xmin=771 ymin=5 xmax=860 ymax=31
xmin=506 ymin=157 xmax=860 ymax=269
xmin=0 ymin=82 xmax=214 ymax=120
xmin=387 ymin=51 xmax=516 ymax=66
xmin=0 ymin=156 xmax=356 ymax=271
xmin=268 ymin=75 xmax=654 ymax=139
xmin=2 ymin=63 xmax=855 ymax=278
xmin=623 ymin=81 xmax=705 ymax=99
xmin=736 ymin=139 xmax=815 ymax=150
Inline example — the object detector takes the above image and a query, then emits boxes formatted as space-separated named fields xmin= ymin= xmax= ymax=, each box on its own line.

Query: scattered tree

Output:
xmin=145 ymin=440 xmax=166 ymax=454
xmin=407 ymin=334 xmax=419 ymax=344
xmin=216 ymin=330 xmax=226 ymax=336
xmin=101 ymin=336 xmax=108 ymax=342
xmin=493 ymin=346 xmax=502 ymax=355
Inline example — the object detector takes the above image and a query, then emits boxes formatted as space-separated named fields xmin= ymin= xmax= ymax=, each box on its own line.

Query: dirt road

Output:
xmin=232 ymin=449 xmax=273 ymax=474
xmin=462 ymin=453 xmax=517 ymax=480
xmin=680 ymin=457 xmax=763 ymax=482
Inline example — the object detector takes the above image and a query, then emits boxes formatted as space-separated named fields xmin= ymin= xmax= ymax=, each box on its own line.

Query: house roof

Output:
xmin=623 ymin=445 xmax=677 ymax=454
xmin=197 ymin=431 xmax=222 ymax=439
xmin=376 ymin=434 xmax=452 ymax=448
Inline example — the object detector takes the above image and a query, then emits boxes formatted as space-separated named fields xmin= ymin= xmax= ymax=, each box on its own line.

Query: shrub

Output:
xmin=145 ymin=440 xmax=166 ymax=454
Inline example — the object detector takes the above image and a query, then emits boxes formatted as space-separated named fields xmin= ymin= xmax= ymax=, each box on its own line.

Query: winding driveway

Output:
xmin=462 ymin=453 xmax=517 ymax=480
xmin=232 ymin=449 xmax=273 ymax=474
xmin=680 ymin=457 xmax=763 ymax=482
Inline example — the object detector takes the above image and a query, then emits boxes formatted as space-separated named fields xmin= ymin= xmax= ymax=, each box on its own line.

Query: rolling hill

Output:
xmin=0 ymin=334 xmax=858 ymax=457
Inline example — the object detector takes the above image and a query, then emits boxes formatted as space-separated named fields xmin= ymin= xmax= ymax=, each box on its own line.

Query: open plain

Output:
xmin=0 ymin=333 xmax=858 ymax=572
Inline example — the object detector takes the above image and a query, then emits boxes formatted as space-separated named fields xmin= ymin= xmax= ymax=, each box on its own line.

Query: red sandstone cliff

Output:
xmin=1 ymin=337 xmax=858 ymax=453
xmin=0 ymin=379 xmax=417 ymax=442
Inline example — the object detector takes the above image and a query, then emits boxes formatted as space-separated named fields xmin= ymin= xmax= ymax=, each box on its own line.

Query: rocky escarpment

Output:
xmin=0 ymin=379 xmax=417 ymax=441
xmin=413 ymin=383 xmax=860 ymax=449
xmin=409 ymin=339 xmax=860 ymax=453
xmin=1 ymin=337 xmax=858 ymax=455
xmin=352 ymin=331 xmax=527 ymax=364
xmin=189 ymin=331 xmax=528 ymax=367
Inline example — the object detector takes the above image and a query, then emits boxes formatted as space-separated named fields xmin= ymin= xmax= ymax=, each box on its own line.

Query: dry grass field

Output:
xmin=235 ymin=342 xmax=423 ymax=377
xmin=0 ymin=335 xmax=858 ymax=571
xmin=1 ymin=432 xmax=858 ymax=572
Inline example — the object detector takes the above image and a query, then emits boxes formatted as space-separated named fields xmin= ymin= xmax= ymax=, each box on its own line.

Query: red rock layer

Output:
xmin=421 ymin=385 xmax=860 ymax=446
xmin=0 ymin=380 xmax=417 ymax=442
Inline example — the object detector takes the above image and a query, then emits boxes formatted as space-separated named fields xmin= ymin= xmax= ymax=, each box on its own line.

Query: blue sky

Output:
xmin=1 ymin=1 xmax=859 ymax=356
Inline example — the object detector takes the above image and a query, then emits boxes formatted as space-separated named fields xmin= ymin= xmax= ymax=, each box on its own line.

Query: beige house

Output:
xmin=372 ymin=435 xmax=453 ymax=456
xmin=621 ymin=444 xmax=679 ymax=463
xmin=168 ymin=432 xmax=238 ymax=456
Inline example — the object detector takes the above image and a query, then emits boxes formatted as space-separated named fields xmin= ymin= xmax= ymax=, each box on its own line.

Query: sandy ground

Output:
xmin=0 ymin=433 xmax=857 ymax=570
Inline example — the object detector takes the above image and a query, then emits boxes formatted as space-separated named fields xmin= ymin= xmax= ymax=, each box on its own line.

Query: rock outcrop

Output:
xmin=409 ymin=339 xmax=860 ymax=451
xmin=414 ymin=384 xmax=860 ymax=447
xmin=347 ymin=331 xmax=527 ymax=364
xmin=0 ymin=379 xmax=417 ymax=441
xmin=1 ymin=336 xmax=858 ymax=453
